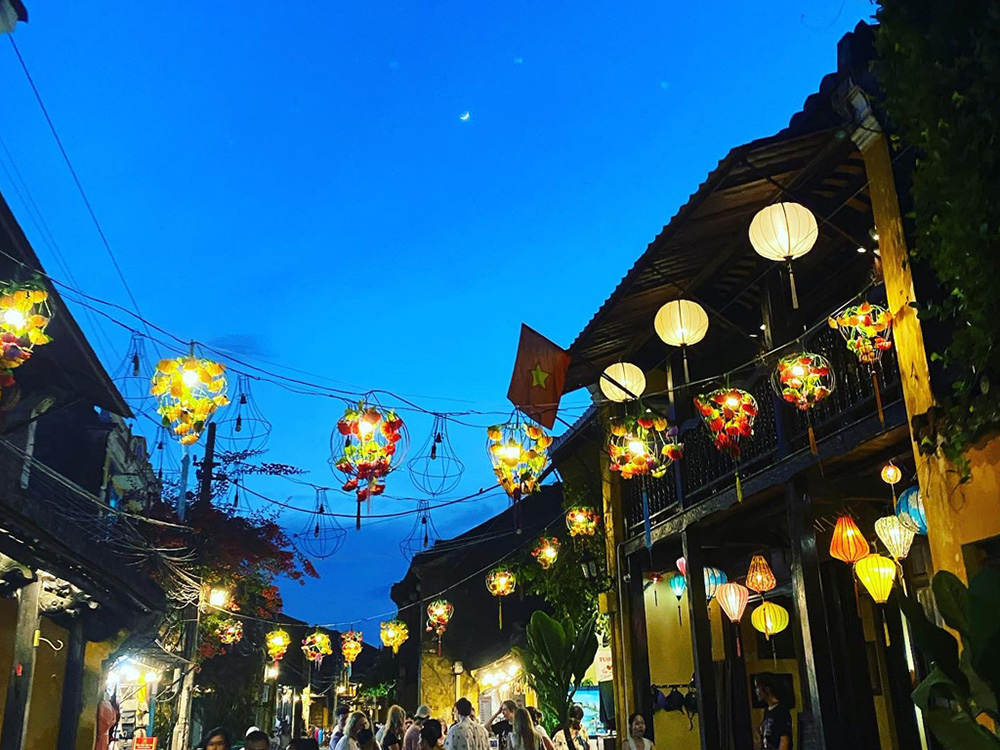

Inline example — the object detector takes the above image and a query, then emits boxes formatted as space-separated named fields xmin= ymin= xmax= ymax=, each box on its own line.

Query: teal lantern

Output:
xmin=896 ymin=485 xmax=927 ymax=535
xmin=668 ymin=572 xmax=687 ymax=625
xmin=704 ymin=567 xmax=728 ymax=603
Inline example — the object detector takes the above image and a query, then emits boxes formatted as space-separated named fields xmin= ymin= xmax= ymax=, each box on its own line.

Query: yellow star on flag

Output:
xmin=530 ymin=363 xmax=550 ymax=388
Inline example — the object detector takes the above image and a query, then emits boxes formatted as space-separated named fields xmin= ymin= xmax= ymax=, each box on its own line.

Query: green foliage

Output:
xmin=876 ymin=1 xmax=1000 ymax=480
xmin=890 ymin=569 xmax=1000 ymax=748
xmin=514 ymin=610 xmax=598 ymax=743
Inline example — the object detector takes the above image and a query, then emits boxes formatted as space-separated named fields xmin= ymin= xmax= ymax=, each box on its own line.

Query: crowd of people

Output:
xmin=192 ymin=695 xmax=654 ymax=750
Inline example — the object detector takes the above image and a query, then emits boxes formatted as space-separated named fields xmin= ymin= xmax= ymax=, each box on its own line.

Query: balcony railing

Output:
xmin=623 ymin=326 xmax=902 ymax=536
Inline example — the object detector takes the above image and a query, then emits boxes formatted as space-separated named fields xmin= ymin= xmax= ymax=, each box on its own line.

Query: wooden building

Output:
xmin=0 ymin=190 xmax=168 ymax=750
xmin=550 ymin=22 xmax=952 ymax=750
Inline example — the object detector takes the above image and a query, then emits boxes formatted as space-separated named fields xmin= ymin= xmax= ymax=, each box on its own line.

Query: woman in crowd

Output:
xmin=378 ymin=704 xmax=408 ymax=750
xmin=508 ymin=708 xmax=541 ymax=750
xmin=526 ymin=708 xmax=554 ymax=750
xmin=419 ymin=718 xmax=445 ymax=750
xmin=336 ymin=712 xmax=371 ymax=750
xmin=552 ymin=706 xmax=588 ymax=750
xmin=197 ymin=727 xmax=233 ymax=750
xmin=625 ymin=713 xmax=654 ymax=750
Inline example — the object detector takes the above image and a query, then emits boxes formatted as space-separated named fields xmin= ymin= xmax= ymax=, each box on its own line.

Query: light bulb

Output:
xmin=791 ymin=365 xmax=805 ymax=377
xmin=627 ymin=439 xmax=646 ymax=456
xmin=208 ymin=588 xmax=229 ymax=607
xmin=1 ymin=308 xmax=26 ymax=329
xmin=182 ymin=368 xmax=199 ymax=387
xmin=543 ymin=546 xmax=556 ymax=560
xmin=358 ymin=419 xmax=376 ymax=438
xmin=726 ymin=397 xmax=740 ymax=408
xmin=145 ymin=671 xmax=160 ymax=684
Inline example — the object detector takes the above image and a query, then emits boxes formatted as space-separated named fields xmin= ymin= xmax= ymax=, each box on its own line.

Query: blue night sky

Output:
xmin=1 ymin=1 xmax=873 ymax=637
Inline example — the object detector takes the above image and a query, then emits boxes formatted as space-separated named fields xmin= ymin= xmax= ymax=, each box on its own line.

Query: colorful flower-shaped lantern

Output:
xmin=340 ymin=630 xmax=362 ymax=665
xmin=266 ymin=628 xmax=291 ymax=662
xmin=380 ymin=620 xmax=409 ymax=654
xmin=0 ymin=279 xmax=53 ymax=397
xmin=830 ymin=301 xmax=893 ymax=423
xmin=772 ymin=352 xmax=834 ymax=454
xmin=487 ymin=417 xmax=551 ymax=521
xmin=426 ymin=599 xmax=453 ymax=655
xmin=532 ymin=536 xmax=560 ymax=569
xmin=486 ymin=567 xmax=516 ymax=629
xmin=565 ymin=506 xmax=601 ymax=537
xmin=302 ymin=631 xmax=333 ymax=666
xmin=332 ymin=400 xmax=407 ymax=529
xmin=150 ymin=354 xmax=229 ymax=445
xmin=217 ymin=619 xmax=243 ymax=645
xmin=606 ymin=414 xmax=682 ymax=480
xmin=694 ymin=388 xmax=758 ymax=499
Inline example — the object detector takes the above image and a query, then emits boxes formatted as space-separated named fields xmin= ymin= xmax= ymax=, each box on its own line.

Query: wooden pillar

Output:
xmin=600 ymin=447 xmax=635 ymax=733
xmin=839 ymin=86 xmax=960 ymax=579
xmin=1 ymin=580 xmax=41 ymax=750
xmin=56 ymin=621 xmax=86 ymax=750
xmin=627 ymin=553 xmax=653 ymax=722
xmin=784 ymin=479 xmax=836 ymax=750
xmin=681 ymin=526 xmax=720 ymax=750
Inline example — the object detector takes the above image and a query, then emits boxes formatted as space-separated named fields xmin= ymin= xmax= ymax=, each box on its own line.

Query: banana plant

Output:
xmin=515 ymin=610 xmax=599 ymax=750
xmin=891 ymin=568 xmax=1000 ymax=749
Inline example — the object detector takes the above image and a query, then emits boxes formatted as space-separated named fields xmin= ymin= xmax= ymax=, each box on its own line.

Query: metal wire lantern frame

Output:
xmin=0 ymin=277 xmax=53 ymax=373
xmin=565 ymin=506 xmax=601 ymax=537
xmin=150 ymin=347 xmax=230 ymax=446
xmin=486 ymin=411 xmax=551 ymax=525
xmin=606 ymin=411 xmax=683 ymax=481
xmin=112 ymin=333 xmax=156 ymax=418
xmin=531 ymin=536 xmax=560 ymax=569
xmin=341 ymin=630 xmax=363 ymax=665
xmin=216 ymin=373 xmax=273 ymax=453
xmin=302 ymin=630 xmax=334 ymax=666
xmin=831 ymin=301 xmax=894 ymax=424
xmin=399 ymin=499 xmax=442 ymax=561
xmin=771 ymin=350 xmax=835 ymax=455
xmin=295 ymin=488 xmax=347 ymax=560
xmin=486 ymin=567 xmax=517 ymax=630
xmin=330 ymin=396 xmax=409 ymax=529
xmin=217 ymin=619 xmax=243 ymax=645
xmin=694 ymin=386 xmax=757 ymax=499
xmin=426 ymin=599 xmax=453 ymax=655
xmin=266 ymin=628 xmax=291 ymax=662
xmin=408 ymin=413 xmax=465 ymax=496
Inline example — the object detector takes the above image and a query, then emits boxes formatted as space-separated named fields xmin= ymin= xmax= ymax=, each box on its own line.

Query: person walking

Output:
xmin=197 ymin=727 xmax=234 ymax=750
xmin=508 ymin=709 xmax=545 ymax=750
xmin=404 ymin=706 xmax=432 ymax=750
xmin=624 ymin=714 xmax=654 ymax=750
xmin=336 ymin=712 xmax=371 ymax=750
xmin=444 ymin=698 xmax=489 ymax=750
xmin=754 ymin=674 xmax=792 ymax=750
xmin=332 ymin=705 xmax=352 ymax=748
xmin=525 ymin=708 xmax=554 ymax=750
xmin=378 ymin=705 xmax=407 ymax=750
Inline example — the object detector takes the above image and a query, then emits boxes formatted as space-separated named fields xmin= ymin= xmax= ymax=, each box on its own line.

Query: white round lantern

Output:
xmin=654 ymin=299 xmax=709 ymax=347
xmin=749 ymin=202 xmax=819 ymax=261
xmin=600 ymin=362 xmax=646 ymax=403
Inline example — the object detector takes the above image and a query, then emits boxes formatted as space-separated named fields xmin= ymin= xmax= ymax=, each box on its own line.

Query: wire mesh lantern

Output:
xmin=302 ymin=631 xmax=333 ymax=666
xmin=607 ymin=414 xmax=683 ymax=480
xmin=216 ymin=374 xmax=272 ymax=453
xmin=426 ymin=599 xmax=453 ymax=655
xmin=486 ymin=567 xmax=516 ymax=629
xmin=217 ymin=619 xmax=243 ymax=645
xmin=565 ymin=506 xmax=601 ymax=537
xmin=295 ymin=488 xmax=347 ymax=560
xmin=112 ymin=333 xmax=156 ymax=418
xmin=341 ymin=630 xmax=363 ymax=665
xmin=531 ymin=536 xmax=560 ymax=569
xmin=771 ymin=352 xmax=834 ymax=455
xmin=330 ymin=397 xmax=408 ymax=529
xmin=399 ymin=499 xmax=442 ymax=561
xmin=694 ymin=388 xmax=757 ymax=500
xmin=150 ymin=349 xmax=230 ymax=446
xmin=380 ymin=620 xmax=409 ymax=654
xmin=408 ymin=414 xmax=465 ymax=496
xmin=266 ymin=628 xmax=291 ymax=662
xmin=0 ymin=278 xmax=53 ymax=374
xmin=487 ymin=413 xmax=551 ymax=529
xmin=830 ymin=301 xmax=893 ymax=424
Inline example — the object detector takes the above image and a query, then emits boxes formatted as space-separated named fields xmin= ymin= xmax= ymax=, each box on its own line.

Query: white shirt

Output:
xmin=627 ymin=739 xmax=651 ymax=750
xmin=336 ymin=736 xmax=361 ymax=750
xmin=445 ymin=716 xmax=490 ymax=750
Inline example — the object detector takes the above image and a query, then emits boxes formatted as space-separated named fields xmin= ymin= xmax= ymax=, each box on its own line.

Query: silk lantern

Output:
xmin=829 ymin=515 xmax=869 ymax=564
xmin=676 ymin=557 xmax=687 ymax=577
xmin=896 ymin=485 xmax=927 ymax=535
xmin=654 ymin=299 xmax=709 ymax=381
xmin=875 ymin=516 xmax=915 ymax=561
xmin=751 ymin=602 xmax=790 ymax=640
xmin=704 ymin=567 xmax=728 ymax=602
xmin=855 ymin=554 xmax=897 ymax=604
xmin=668 ymin=572 xmax=686 ymax=624
xmin=746 ymin=554 xmax=777 ymax=594
xmin=717 ymin=582 xmax=749 ymax=623
xmin=600 ymin=362 xmax=646 ymax=403
xmin=748 ymin=202 xmax=818 ymax=309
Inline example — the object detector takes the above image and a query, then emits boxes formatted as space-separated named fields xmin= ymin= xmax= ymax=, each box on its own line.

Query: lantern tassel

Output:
xmin=682 ymin=345 xmax=691 ymax=383
xmin=736 ymin=627 xmax=742 ymax=658
xmin=787 ymin=262 xmax=799 ymax=310
xmin=807 ymin=423 xmax=818 ymax=456
xmin=677 ymin=603 xmax=683 ymax=626
xmin=356 ymin=498 xmax=362 ymax=531
xmin=733 ymin=461 xmax=743 ymax=503
xmin=882 ymin=608 xmax=891 ymax=648
xmin=872 ymin=370 xmax=885 ymax=425
xmin=654 ymin=588 xmax=658 ymax=607
xmin=498 ymin=600 xmax=503 ymax=631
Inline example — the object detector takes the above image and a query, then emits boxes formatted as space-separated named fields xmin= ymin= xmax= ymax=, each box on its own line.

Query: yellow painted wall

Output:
xmin=0 ymin=597 xmax=17 ymax=738
xmin=78 ymin=640 xmax=115 ymax=750
xmin=643 ymin=582 xmax=699 ymax=750
xmin=738 ymin=618 xmax=801 ymax=749
xmin=420 ymin=652 xmax=476 ymax=720
xmin=25 ymin=616 xmax=69 ymax=750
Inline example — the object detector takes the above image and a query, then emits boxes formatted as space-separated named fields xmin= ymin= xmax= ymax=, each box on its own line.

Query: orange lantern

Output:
xmin=486 ymin=567 xmax=516 ymax=629
xmin=717 ymin=582 xmax=749 ymax=623
xmin=829 ymin=515 xmax=869 ymax=564
xmin=746 ymin=554 xmax=777 ymax=594
xmin=532 ymin=536 xmax=560 ymax=569
xmin=341 ymin=630 xmax=363 ymax=665
xmin=566 ymin=506 xmax=600 ymax=537
xmin=266 ymin=629 xmax=291 ymax=662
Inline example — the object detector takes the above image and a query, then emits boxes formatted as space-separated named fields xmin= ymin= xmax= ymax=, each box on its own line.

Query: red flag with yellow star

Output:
xmin=506 ymin=324 xmax=572 ymax=429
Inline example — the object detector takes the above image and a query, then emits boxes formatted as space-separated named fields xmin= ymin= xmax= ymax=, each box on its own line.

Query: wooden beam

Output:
xmin=1 ymin=580 xmax=41 ymax=750
xmin=682 ymin=526 xmax=720 ymax=750
xmin=56 ymin=621 xmax=85 ymax=750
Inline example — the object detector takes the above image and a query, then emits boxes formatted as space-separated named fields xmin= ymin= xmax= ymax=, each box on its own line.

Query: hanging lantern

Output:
xmin=217 ymin=374 xmax=272 ymax=452
xmin=266 ymin=629 xmax=291 ymax=662
xmin=748 ymin=202 xmax=818 ymax=309
xmin=301 ymin=631 xmax=333 ymax=666
xmin=703 ymin=567 xmax=728 ymax=602
xmin=565 ymin=506 xmax=601 ymax=537
xmin=896 ymin=485 xmax=927 ymax=535
xmin=296 ymin=488 xmax=347 ymax=560
xmin=880 ymin=462 xmax=902 ymax=487
xmin=150 ymin=353 xmax=230 ymax=446
xmin=340 ymin=630 xmax=363 ymax=665
xmin=654 ymin=299 xmax=709 ymax=381
xmin=426 ymin=600 xmax=453 ymax=656
xmin=380 ymin=620 xmax=409 ymax=654
xmin=772 ymin=352 xmax=834 ymax=455
xmin=531 ymin=536 xmax=560 ymax=569
xmin=829 ymin=515 xmax=869 ymax=564
xmin=694 ymin=388 xmax=757 ymax=500
xmin=217 ymin=619 xmax=243 ymax=645
xmin=645 ymin=572 xmax=663 ymax=606
xmin=486 ymin=415 xmax=550 ymax=525
xmin=830 ymin=302 xmax=893 ymax=424
xmin=607 ymin=414 xmax=683 ymax=480
xmin=676 ymin=557 xmax=687 ymax=577
xmin=0 ymin=278 xmax=53 ymax=377
xmin=112 ymin=333 xmax=155 ymax=417
xmin=750 ymin=601 xmax=790 ymax=640
xmin=875 ymin=516 xmax=915 ymax=561
xmin=746 ymin=554 xmax=777 ymax=594
xmin=331 ymin=398 xmax=408 ymax=530
xmin=855 ymin=554 xmax=897 ymax=604
xmin=668 ymin=572 xmax=687 ymax=624
xmin=486 ymin=567 xmax=516 ymax=629
xmin=717 ymin=582 xmax=750 ymax=624
xmin=408 ymin=414 xmax=465 ymax=496
xmin=400 ymin=499 xmax=442 ymax=561
xmin=599 ymin=362 xmax=647 ymax=403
